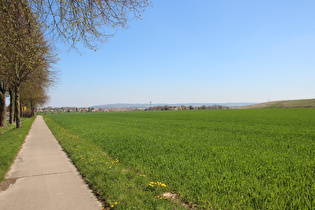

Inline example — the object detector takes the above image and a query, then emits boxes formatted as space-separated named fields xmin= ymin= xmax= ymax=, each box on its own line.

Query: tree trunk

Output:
xmin=14 ymin=105 xmax=17 ymax=122
xmin=0 ymin=83 xmax=7 ymax=128
xmin=30 ymin=100 xmax=35 ymax=117
xmin=15 ymin=84 xmax=21 ymax=128
xmin=20 ymin=105 xmax=23 ymax=118
xmin=0 ymin=93 xmax=6 ymax=128
xmin=9 ymin=88 xmax=15 ymax=125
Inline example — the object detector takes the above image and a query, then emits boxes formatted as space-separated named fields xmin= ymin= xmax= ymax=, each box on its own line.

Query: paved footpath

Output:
xmin=0 ymin=115 xmax=102 ymax=210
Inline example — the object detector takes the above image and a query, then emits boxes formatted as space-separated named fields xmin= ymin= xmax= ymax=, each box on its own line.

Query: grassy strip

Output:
xmin=43 ymin=115 xmax=185 ymax=209
xmin=0 ymin=118 xmax=35 ymax=182
xmin=0 ymin=123 xmax=16 ymax=136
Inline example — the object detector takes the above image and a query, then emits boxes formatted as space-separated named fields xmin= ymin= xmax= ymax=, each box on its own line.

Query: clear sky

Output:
xmin=49 ymin=0 xmax=315 ymax=107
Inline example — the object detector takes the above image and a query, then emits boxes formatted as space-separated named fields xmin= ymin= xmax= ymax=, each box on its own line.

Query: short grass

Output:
xmin=0 ymin=122 xmax=15 ymax=136
xmin=43 ymin=109 xmax=315 ymax=209
xmin=0 ymin=118 xmax=35 ymax=182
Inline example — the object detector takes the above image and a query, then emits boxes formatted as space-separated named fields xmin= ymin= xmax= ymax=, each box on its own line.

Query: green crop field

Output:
xmin=43 ymin=109 xmax=315 ymax=209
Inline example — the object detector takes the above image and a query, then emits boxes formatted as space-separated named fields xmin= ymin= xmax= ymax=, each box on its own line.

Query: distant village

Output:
xmin=38 ymin=107 xmax=136 ymax=113
xmin=37 ymin=104 xmax=230 ymax=113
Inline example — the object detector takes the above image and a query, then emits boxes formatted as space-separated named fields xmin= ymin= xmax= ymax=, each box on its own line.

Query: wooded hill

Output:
xmin=239 ymin=99 xmax=315 ymax=109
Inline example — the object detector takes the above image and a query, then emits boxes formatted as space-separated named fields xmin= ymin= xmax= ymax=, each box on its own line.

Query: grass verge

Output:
xmin=43 ymin=115 xmax=185 ymax=209
xmin=0 ymin=123 xmax=16 ymax=136
xmin=0 ymin=118 xmax=35 ymax=182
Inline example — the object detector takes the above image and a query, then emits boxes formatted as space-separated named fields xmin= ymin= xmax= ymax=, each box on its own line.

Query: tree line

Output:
xmin=146 ymin=105 xmax=230 ymax=111
xmin=0 ymin=0 xmax=149 ymax=128
xmin=0 ymin=0 xmax=56 ymax=128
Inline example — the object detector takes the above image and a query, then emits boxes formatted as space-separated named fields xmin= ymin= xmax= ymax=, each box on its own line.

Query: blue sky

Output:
xmin=49 ymin=0 xmax=315 ymax=107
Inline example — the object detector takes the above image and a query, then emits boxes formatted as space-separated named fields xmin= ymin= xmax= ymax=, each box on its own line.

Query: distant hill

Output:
xmin=239 ymin=99 xmax=315 ymax=109
xmin=91 ymin=103 xmax=255 ymax=109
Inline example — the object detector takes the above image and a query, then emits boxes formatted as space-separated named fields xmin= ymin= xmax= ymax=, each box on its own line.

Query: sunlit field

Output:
xmin=44 ymin=109 xmax=315 ymax=209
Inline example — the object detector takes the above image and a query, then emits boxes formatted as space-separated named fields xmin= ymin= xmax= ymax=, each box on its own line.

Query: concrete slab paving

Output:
xmin=0 ymin=115 xmax=102 ymax=210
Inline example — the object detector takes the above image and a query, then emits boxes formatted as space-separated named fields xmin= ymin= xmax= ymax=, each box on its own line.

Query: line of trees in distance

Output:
xmin=146 ymin=105 xmax=230 ymax=111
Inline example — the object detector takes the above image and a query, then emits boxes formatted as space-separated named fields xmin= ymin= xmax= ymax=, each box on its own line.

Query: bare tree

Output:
xmin=29 ymin=0 xmax=151 ymax=50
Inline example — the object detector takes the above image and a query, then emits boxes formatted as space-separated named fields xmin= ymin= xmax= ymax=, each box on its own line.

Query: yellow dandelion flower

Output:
xmin=111 ymin=205 xmax=114 ymax=208
xmin=91 ymin=159 xmax=93 ymax=161
xmin=114 ymin=202 xmax=118 ymax=205
xmin=109 ymin=166 xmax=111 ymax=168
